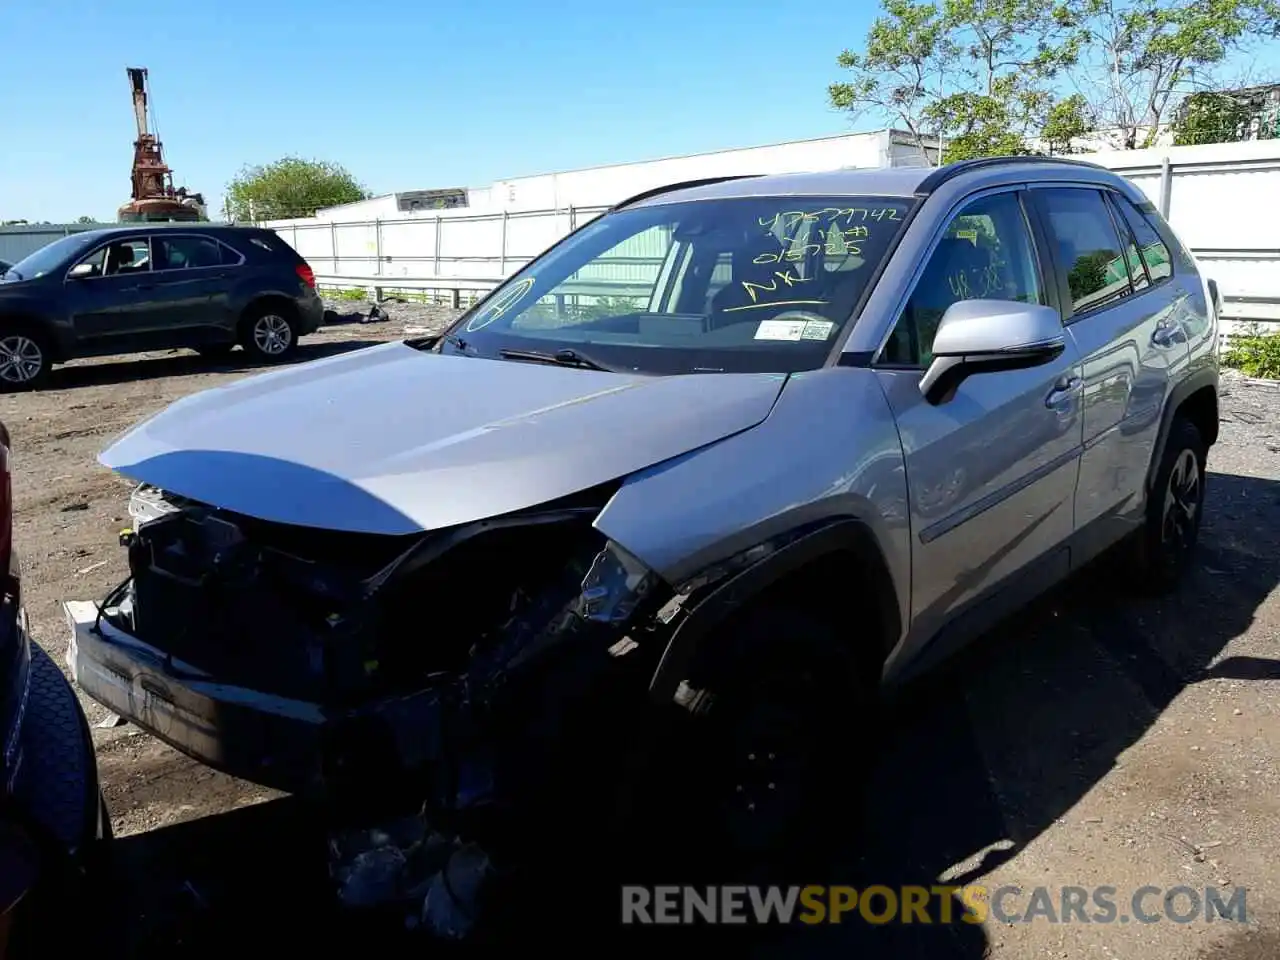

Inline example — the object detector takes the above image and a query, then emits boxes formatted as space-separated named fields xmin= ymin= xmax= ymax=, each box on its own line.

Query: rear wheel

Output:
xmin=1132 ymin=416 xmax=1207 ymax=592
xmin=240 ymin=304 xmax=298 ymax=362
xmin=0 ymin=330 xmax=51 ymax=391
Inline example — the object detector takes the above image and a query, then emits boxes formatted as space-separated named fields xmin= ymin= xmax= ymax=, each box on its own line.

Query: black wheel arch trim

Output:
xmin=648 ymin=517 xmax=901 ymax=704
xmin=1145 ymin=367 xmax=1219 ymax=494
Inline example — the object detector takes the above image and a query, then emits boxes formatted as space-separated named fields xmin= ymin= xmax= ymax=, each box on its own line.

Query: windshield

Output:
xmin=2 ymin=232 xmax=100 ymax=281
xmin=439 ymin=195 xmax=913 ymax=374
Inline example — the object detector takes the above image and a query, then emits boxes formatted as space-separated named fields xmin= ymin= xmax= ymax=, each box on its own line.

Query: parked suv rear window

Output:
xmin=152 ymin=235 xmax=227 ymax=271
xmin=1038 ymin=188 xmax=1132 ymax=314
xmin=441 ymin=195 xmax=914 ymax=375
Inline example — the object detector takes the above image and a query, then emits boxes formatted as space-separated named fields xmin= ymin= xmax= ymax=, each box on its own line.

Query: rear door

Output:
xmin=148 ymin=233 xmax=241 ymax=345
xmin=1025 ymin=186 xmax=1192 ymax=557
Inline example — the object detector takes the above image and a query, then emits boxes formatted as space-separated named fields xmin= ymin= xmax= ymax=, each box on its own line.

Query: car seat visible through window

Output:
xmin=887 ymin=237 xmax=995 ymax=365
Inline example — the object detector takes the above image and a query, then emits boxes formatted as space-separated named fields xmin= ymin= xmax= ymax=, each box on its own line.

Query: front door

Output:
xmin=65 ymin=236 xmax=173 ymax=356
xmin=874 ymin=188 xmax=1085 ymax=672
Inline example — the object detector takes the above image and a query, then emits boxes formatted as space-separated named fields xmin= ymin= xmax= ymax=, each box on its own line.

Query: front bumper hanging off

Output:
xmin=64 ymin=600 xmax=450 ymax=798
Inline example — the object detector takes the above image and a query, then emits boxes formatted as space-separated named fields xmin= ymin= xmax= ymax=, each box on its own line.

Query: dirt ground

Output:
xmin=5 ymin=303 xmax=1278 ymax=958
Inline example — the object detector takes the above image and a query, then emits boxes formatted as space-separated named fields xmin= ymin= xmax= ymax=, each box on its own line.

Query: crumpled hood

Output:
xmin=101 ymin=341 xmax=786 ymax=535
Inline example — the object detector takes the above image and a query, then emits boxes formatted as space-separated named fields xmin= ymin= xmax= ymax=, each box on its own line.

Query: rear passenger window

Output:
xmin=882 ymin=191 xmax=1043 ymax=366
xmin=153 ymin=236 xmax=224 ymax=271
xmin=1106 ymin=195 xmax=1149 ymax=292
xmin=1112 ymin=194 xmax=1172 ymax=281
xmin=1038 ymin=188 xmax=1131 ymax=315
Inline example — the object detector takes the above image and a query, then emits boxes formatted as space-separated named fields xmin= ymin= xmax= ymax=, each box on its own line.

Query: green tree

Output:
xmin=831 ymin=0 xmax=1086 ymax=162
xmin=927 ymin=0 xmax=1085 ymax=160
xmin=225 ymin=157 xmax=369 ymax=221
xmin=1064 ymin=0 xmax=1280 ymax=149
xmin=830 ymin=0 xmax=958 ymax=163
xmin=76 ymin=215 xmax=95 ymax=224
xmin=1041 ymin=93 xmax=1096 ymax=152
xmin=1172 ymin=89 xmax=1268 ymax=144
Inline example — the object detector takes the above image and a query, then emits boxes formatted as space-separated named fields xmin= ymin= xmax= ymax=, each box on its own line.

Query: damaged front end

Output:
xmin=65 ymin=481 xmax=674 ymax=823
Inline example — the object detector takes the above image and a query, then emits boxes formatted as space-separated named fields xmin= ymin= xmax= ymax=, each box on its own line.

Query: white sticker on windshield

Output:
xmin=754 ymin=319 xmax=808 ymax=341
xmin=801 ymin=319 xmax=834 ymax=340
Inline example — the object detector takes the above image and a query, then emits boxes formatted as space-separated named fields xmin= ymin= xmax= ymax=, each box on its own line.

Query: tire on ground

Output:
xmin=617 ymin=605 xmax=875 ymax=885
xmin=1132 ymin=415 xmax=1208 ymax=593
xmin=239 ymin=301 xmax=299 ymax=362
xmin=0 ymin=324 xmax=53 ymax=392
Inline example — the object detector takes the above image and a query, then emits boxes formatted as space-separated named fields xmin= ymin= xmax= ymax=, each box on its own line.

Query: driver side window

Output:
xmin=882 ymin=192 xmax=1044 ymax=367
xmin=74 ymin=239 xmax=151 ymax=279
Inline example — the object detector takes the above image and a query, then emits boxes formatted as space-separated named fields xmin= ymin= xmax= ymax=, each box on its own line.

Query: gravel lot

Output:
xmin=5 ymin=301 xmax=1278 ymax=958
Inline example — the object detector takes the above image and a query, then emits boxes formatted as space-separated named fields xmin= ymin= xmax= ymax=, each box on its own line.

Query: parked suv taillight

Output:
xmin=296 ymin=263 xmax=316 ymax=288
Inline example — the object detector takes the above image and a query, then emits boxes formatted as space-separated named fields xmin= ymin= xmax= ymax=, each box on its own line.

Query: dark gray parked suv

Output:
xmin=65 ymin=157 xmax=1220 ymax=924
xmin=0 ymin=225 xmax=324 ymax=389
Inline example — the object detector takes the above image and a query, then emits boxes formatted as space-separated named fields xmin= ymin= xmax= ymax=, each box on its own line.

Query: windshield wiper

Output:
xmin=438 ymin=333 xmax=476 ymax=354
xmin=498 ymin=347 xmax=617 ymax=372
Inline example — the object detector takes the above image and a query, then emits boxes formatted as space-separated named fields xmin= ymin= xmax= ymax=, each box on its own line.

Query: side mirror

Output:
xmin=919 ymin=299 xmax=1066 ymax=405
xmin=67 ymin=262 xmax=96 ymax=279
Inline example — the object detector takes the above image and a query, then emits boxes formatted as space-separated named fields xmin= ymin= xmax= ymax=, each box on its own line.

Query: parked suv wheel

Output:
xmin=240 ymin=305 xmax=298 ymax=362
xmin=1134 ymin=416 xmax=1208 ymax=593
xmin=0 ymin=330 xmax=51 ymax=392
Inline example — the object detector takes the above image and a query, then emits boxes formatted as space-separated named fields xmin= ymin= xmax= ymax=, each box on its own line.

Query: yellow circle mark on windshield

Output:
xmin=466 ymin=277 xmax=535 ymax=332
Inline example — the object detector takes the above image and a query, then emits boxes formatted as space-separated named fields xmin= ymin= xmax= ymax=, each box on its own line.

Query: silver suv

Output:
xmin=66 ymin=157 xmax=1218 ymax=890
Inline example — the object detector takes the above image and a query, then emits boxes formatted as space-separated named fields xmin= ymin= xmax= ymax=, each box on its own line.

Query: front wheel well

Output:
xmin=1177 ymin=384 xmax=1219 ymax=448
xmin=701 ymin=548 xmax=893 ymax=687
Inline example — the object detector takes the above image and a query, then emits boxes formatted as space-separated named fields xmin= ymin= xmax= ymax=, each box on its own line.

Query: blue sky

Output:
xmin=0 ymin=1 xmax=877 ymax=222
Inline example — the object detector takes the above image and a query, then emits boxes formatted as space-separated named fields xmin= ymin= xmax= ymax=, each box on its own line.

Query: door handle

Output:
xmin=133 ymin=283 xmax=156 ymax=291
xmin=1151 ymin=322 xmax=1180 ymax=347
xmin=1045 ymin=375 xmax=1083 ymax=409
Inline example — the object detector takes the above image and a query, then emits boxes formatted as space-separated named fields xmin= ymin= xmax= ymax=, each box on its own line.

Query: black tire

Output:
xmin=620 ymin=607 xmax=874 ymax=886
xmin=13 ymin=642 xmax=100 ymax=852
xmin=1133 ymin=416 xmax=1208 ymax=593
xmin=239 ymin=303 xmax=298 ymax=362
xmin=0 ymin=327 xmax=53 ymax=392
xmin=4 ymin=642 xmax=113 ymax=960
xmin=194 ymin=343 xmax=235 ymax=359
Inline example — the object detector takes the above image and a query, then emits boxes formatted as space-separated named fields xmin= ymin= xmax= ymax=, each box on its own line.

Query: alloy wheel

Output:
xmin=1161 ymin=448 xmax=1201 ymax=560
xmin=0 ymin=335 xmax=44 ymax=385
xmin=252 ymin=315 xmax=293 ymax=356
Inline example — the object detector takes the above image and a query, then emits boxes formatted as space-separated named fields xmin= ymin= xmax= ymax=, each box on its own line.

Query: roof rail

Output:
xmin=915 ymin=155 xmax=1105 ymax=195
xmin=611 ymin=174 xmax=764 ymax=211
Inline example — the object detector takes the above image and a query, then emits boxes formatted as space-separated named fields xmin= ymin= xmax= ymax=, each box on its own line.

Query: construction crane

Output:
xmin=117 ymin=67 xmax=206 ymax=223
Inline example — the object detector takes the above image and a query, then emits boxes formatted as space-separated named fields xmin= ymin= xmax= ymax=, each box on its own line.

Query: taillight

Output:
xmin=296 ymin=263 xmax=316 ymax=288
